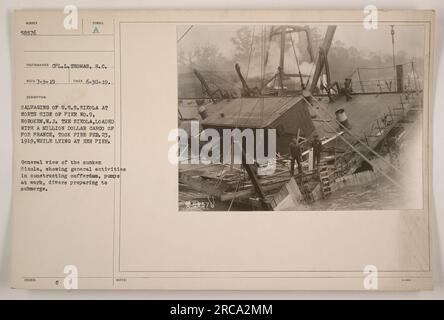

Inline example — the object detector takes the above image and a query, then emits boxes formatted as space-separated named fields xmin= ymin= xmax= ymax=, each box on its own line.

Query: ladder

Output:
xmin=319 ymin=165 xmax=333 ymax=198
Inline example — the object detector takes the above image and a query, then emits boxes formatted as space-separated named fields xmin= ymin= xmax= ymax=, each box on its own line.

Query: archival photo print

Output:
xmin=177 ymin=23 xmax=425 ymax=212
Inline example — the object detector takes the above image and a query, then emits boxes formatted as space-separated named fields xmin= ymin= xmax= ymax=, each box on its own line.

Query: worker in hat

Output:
xmin=312 ymin=133 xmax=322 ymax=168
xmin=288 ymin=137 xmax=302 ymax=177
xmin=343 ymin=78 xmax=353 ymax=101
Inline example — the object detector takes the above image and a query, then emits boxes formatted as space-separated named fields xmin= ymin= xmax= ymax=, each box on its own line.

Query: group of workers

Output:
xmin=288 ymin=133 xmax=322 ymax=177
xmin=323 ymin=78 xmax=354 ymax=103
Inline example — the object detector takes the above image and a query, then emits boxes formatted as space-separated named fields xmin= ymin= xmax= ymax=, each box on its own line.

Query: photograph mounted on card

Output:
xmin=11 ymin=9 xmax=434 ymax=290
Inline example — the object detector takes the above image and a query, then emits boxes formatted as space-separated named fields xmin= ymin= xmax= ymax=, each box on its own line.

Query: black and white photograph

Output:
xmin=177 ymin=23 xmax=425 ymax=211
xmin=2 ymin=5 xmax=441 ymax=297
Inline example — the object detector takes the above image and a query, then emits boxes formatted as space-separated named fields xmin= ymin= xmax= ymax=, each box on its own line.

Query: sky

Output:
xmin=334 ymin=24 xmax=425 ymax=59
xmin=177 ymin=23 xmax=425 ymax=63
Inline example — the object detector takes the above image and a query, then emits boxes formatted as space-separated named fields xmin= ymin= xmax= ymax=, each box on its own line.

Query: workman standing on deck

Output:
xmin=343 ymin=78 xmax=353 ymax=101
xmin=289 ymin=137 xmax=302 ymax=177
xmin=312 ymin=133 xmax=322 ymax=168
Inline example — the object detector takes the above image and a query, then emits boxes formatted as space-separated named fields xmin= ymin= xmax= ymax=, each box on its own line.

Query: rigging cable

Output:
xmin=245 ymin=27 xmax=256 ymax=80
xmin=289 ymin=33 xmax=305 ymax=89
xmin=260 ymin=25 xmax=266 ymax=126
xmin=177 ymin=25 xmax=194 ymax=43
xmin=235 ymin=26 xmax=256 ymax=126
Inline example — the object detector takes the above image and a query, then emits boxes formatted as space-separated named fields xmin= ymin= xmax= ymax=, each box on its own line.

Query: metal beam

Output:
xmin=309 ymin=25 xmax=337 ymax=93
xmin=241 ymin=147 xmax=272 ymax=210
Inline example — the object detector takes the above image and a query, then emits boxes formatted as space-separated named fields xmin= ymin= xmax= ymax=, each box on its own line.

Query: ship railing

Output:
xmin=346 ymin=61 xmax=422 ymax=95
xmin=349 ymin=78 xmax=422 ymax=94
xmin=360 ymin=92 xmax=417 ymax=147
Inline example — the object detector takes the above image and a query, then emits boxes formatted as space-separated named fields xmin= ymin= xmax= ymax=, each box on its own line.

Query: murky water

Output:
xmin=307 ymin=176 xmax=412 ymax=211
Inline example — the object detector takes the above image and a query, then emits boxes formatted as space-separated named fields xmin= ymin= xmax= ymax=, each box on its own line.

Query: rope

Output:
xmin=235 ymin=26 xmax=256 ymax=127
xmin=245 ymin=27 xmax=256 ymax=80
xmin=355 ymin=62 xmax=412 ymax=70
xmin=177 ymin=25 xmax=193 ymax=43
xmin=228 ymin=173 xmax=243 ymax=211
xmin=347 ymin=61 xmax=415 ymax=82
xmin=260 ymin=26 xmax=265 ymax=125
xmin=243 ymin=98 xmax=262 ymax=125
xmin=302 ymin=96 xmax=402 ymax=189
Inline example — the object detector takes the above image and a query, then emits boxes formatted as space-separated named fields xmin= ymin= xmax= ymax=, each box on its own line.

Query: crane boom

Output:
xmin=309 ymin=25 xmax=337 ymax=93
